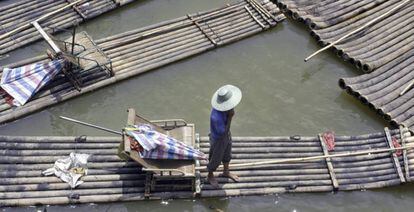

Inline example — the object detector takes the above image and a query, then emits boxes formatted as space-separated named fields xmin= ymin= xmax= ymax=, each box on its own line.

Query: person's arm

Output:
xmin=225 ymin=110 xmax=234 ymax=133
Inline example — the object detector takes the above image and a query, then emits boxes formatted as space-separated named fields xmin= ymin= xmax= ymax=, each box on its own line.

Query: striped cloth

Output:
xmin=1 ymin=59 xmax=65 ymax=106
xmin=124 ymin=124 xmax=207 ymax=160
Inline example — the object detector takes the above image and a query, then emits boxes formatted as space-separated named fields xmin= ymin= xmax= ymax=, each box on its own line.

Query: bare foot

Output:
xmin=220 ymin=172 xmax=239 ymax=182
xmin=208 ymin=175 xmax=219 ymax=188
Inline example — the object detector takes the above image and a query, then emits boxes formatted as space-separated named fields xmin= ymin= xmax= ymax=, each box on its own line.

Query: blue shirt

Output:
xmin=210 ymin=109 xmax=229 ymax=141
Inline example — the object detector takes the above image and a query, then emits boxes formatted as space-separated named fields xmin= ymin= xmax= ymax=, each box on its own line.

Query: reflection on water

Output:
xmin=0 ymin=0 xmax=409 ymax=211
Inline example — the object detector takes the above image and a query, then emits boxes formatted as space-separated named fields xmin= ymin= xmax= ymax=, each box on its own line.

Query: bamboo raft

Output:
xmin=0 ymin=0 xmax=137 ymax=56
xmin=0 ymin=0 xmax=285 ymax=125
xmin=274 ymin=0 xmax=414 ymax=133
xmin=339 ymin=56 xmax=414 ymax=132
xmin=275 ymin=0 xmax=414 ymax=73
xmin=1 ymin=127 xmax=414 ymax=207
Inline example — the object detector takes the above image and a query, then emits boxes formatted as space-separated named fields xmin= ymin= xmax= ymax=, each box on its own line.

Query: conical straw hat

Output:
xmin=211 ymin=85 xmax=242 ymax=111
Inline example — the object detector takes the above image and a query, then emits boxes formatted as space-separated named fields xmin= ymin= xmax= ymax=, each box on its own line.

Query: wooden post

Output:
xmin=318 ymin=134 xmax=339 ymax=190
xmin=32 ymin=21 xmax=62 ymax=54
xmin=384 ymin=127 xmax=406 ymax=183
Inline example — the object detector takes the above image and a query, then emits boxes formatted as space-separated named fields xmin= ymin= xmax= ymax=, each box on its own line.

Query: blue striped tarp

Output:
xmin=1 ymin=59 xmax=64 ymax=106
xmin=125 ymin=124 xmax=207 ymax=160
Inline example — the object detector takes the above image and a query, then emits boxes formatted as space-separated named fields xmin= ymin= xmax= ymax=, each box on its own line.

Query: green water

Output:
xmin=1 ymin=0 xmax=411 ymax=211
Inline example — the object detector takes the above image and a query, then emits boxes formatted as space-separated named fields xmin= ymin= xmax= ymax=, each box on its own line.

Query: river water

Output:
xmin=1 ymin=0 xmax=412 ymax=211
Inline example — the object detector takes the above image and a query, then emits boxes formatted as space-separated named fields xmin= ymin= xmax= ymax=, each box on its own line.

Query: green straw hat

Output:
xmin=211 ymin=85 xmax=242 ymax=111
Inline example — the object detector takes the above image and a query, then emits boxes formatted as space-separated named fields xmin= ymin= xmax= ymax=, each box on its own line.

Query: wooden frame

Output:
xmin=119 ymin=108 xmax=196 ymax=177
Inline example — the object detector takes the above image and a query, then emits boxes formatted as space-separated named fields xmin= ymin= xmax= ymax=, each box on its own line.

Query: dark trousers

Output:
xmin=207 ymin=134 xmax=232 ymax=172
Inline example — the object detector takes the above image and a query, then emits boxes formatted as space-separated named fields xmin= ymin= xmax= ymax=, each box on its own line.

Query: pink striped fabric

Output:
xmin=124 ymin=124 xmax=207 ymax=160
xmin=1 ymin=59 xmax=65 ymax=106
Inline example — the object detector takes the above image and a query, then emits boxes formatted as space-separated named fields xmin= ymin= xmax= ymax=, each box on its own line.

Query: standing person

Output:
xmin=207 ymin=84 xmax=242 ymax=187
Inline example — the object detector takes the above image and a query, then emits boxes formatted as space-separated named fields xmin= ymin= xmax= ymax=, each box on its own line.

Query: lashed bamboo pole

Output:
xmin=0 ymin=1 xmax=283 ymax=124
xmin=0 ymin=187 xmax=145 ymax=199
xmin=196 ymin=141 xmax=414 ymax=170
xmin=0 ymin=129 xmax=412 ymax=206
xmin=0 ymin=1 xmax=64 ymax=27
xmin=0 ymin=0 xmax=86 ymax=41
xmin=303 ymin=0 xmax=387 ymax=29
xmin=0 ymin=13 xmax=82 ymax=53
xmin=0 ymin=0 xmax=37 ymax=14
xmin=304 ymin=0 xmax=411 ymax=61
xmin=0 ymin=16 xmax=252 ymax=112
xmin=312 ymin=0 xmax=401 ymax=45
xmin=335 ymin=5 xmax=414 ymax=55
xmin=0 ymin=0 xmax=133 ymax=55
xmin=281 ymin=0 xmax=414 ymax=132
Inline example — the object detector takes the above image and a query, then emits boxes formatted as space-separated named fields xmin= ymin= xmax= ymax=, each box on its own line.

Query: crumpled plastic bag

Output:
xmin=42 ymin=152 xmax=90 ymax=188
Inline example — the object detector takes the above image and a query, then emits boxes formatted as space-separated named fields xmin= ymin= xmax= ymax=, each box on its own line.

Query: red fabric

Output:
xmin=392 ymin=136 xmax=402 ymax=156
xmin=0 ymin=89 xmax=14 ymax=106
xmin=129 ymin=137 xmax=144 ymax=153
xmin=322 ymin=131 xmax=335 ymax=151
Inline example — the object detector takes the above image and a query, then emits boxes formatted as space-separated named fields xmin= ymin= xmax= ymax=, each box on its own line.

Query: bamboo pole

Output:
xmin=59 ymin=116 xmax=121 ymax=135
xmin=335 ymin=6 xmax=414 ymax=55
xmin=400 ymin=80 xmax=414 ymax=96
xmin=1 ymin=129 xmax=413 ymax=206
xmin=0 ymin=0 xmax=86 ymax=41
xmin=313 ymin=0 xmax=402 ymax=44
xmin=0 ymin=0 xmax=283 ymax=124
xmin=304 ymin=0 xmax=412 ymax=62
xmin=0 ymin=0 xmax=127 ymax=55
xmin=196 ymin=142 xmax=414 ymax=170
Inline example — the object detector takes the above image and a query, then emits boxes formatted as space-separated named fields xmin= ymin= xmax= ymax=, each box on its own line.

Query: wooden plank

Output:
xmin=384 ymin=127 xmax=406 ymax=183
xmin=32 ymin=21 xmax=61 ymax=54
xmin=400 ymin=126 xmax=411 ymax=181
xmin=318 ymin=134 xmax=339 ymax=190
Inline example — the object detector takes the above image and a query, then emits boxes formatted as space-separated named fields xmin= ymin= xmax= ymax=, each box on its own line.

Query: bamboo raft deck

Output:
xmin=275 ymin=0 xmax=414 ymax=73
xmin=0 ymin=0 xmax=285 ymax=125
xmin=0 ymin=0 xmax=137 ymax=56
xmin=274 ymin=0 xmax=414 ymax=132
xmin=1 ymin=127 xmax=414 ymax=207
